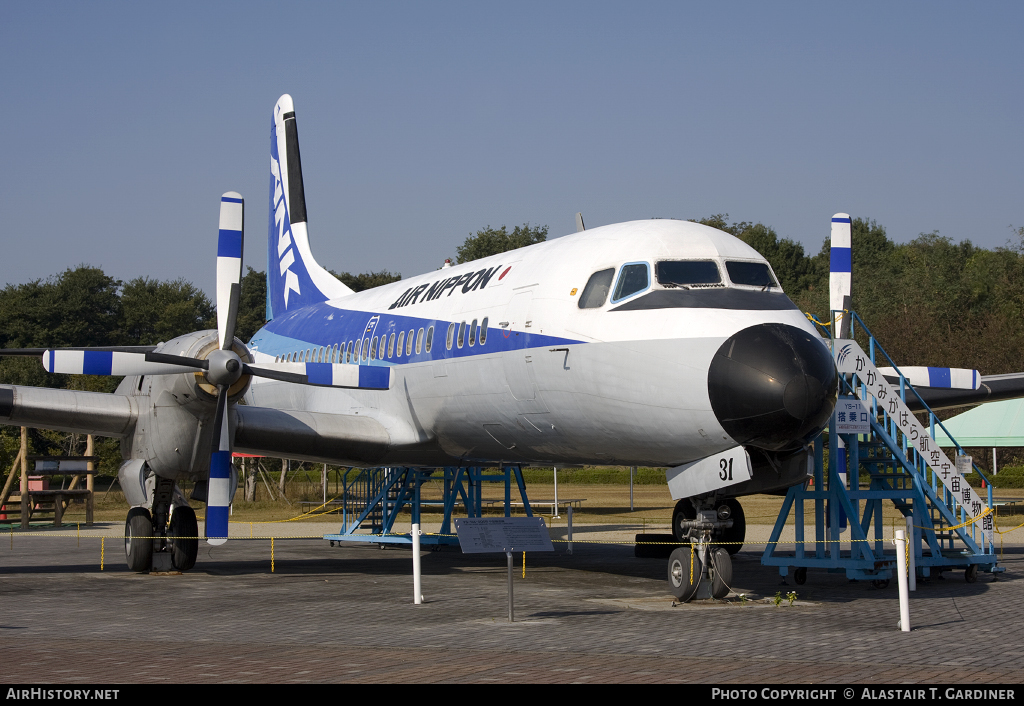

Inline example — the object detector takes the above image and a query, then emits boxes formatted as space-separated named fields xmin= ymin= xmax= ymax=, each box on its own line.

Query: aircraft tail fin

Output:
xmin=267 ymin=94 xmax=353 ymax=320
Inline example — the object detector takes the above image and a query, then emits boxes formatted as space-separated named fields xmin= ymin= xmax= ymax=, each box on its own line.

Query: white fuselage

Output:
xmin=246 ymin=219 xmax=820 ymax=467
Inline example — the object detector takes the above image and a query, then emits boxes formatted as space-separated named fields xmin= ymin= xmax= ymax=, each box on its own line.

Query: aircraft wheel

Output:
xmin=965 ymin=564 xmax=978 ymax=583
xmin=793 ymin=567 xmax=807 ymax=585
xmin=718 ymin=498 xmax=745 ymax=555
xmin=671 ymin=500 xmax=696 ymax=542
xmin=871 ymin=578 xmax=890 ymax=589
xmin=169 ymin=506 xmax=198 ymax=571
xmin=667 ymin=545 xmax=701 ymax=601
xmin=709 ymin=547 xmax=732 ymax=599
xmin=125 ymin=507 xmax=153 ymax=572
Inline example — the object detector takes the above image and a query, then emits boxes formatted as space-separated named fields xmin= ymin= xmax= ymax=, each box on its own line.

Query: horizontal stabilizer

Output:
xmin=879 ymin=366 xmax=980 ymax=390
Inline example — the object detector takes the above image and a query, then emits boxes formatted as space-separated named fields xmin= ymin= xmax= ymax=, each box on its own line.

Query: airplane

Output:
xmin=0 ymin=94 xmax=843 ymax=589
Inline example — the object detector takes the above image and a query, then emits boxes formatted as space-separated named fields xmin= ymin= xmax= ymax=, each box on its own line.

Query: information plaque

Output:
xmin=453 ymin=517 xmax=554 ymax=553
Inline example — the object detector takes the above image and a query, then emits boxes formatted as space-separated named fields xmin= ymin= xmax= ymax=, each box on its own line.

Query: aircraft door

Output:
xmin=503 ymin=290 xmax=539 ymax=401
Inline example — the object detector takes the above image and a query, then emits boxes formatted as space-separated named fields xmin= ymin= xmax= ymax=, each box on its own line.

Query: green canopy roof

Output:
xmin=932 ymin=398 xmax=1024 ymax=447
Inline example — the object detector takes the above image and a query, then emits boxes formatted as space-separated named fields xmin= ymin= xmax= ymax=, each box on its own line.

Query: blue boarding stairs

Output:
xmin=762 ymin=311 xmax=1000 ymax=584
xmin=324 ymin=465 xmax=534 ymax=547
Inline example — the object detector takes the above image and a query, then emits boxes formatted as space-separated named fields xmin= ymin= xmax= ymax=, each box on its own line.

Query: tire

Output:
xmin=793 ymin=567 xmax=807 ymax=585
xmin=965 ymin=564 xmax=978 ymax=583
xmin=667 ymin=545 xmax=701 ymax=601
xmin=169 ymin=506 xmax=199 ymax=571
xmin=719 ymin=498 xmax=745 ymax=556
xmin=871 ymin=578 xmax=890 ymax=589
xmin=125 ymin=507 xmax=153 ymax=572
xmin=709 ymin=547 xmax=732 ymax=599
xmin=671 ymin=500 xmax=696 ymax=542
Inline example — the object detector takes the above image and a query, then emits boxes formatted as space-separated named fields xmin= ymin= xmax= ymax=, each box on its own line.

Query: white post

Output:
xmin=905 ymin=515 xmax=916 ymax=591
xmin=567 ymin=505 xmax=573 ymax=555
xmin=412 ymin=522 xmax=422 ymax=604
xmin=993 ymin=448 xmax=998 ymax=476
xmin=629 ymin=466 xmax=634 ymax=512
xmin=553 ymin=467 xmax=560 ymax=518
xmin=894 ymin=529 xmax=910 ymax=632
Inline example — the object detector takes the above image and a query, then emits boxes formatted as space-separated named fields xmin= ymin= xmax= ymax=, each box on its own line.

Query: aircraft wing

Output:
xmin=0 ymin=383 xmax=392 ymax=466
xmin=233 ymin=406 xmax=390 ymax=465
xmin=0 ymin=385 xmax=137 ymax=436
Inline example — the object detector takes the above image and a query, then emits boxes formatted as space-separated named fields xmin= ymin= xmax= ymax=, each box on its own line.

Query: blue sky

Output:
xmin=2 ymin=2 xmax=1021 ymax=295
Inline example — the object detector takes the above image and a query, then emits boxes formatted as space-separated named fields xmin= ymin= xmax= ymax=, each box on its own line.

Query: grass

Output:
xmin=31 ymin=478 xmax=1024 ymax=532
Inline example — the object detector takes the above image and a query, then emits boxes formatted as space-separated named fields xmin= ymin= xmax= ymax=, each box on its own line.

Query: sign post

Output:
xmin=454 ymin=516 xmax=554 ymax=622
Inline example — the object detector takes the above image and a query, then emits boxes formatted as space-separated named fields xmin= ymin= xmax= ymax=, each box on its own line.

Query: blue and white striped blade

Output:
xmin=42 ymin=349 xmax=204 ymax=376
xmin=830 ymin=213 xmax=852 ymax=327
xmin=878 ymin=366 xmax=981 ymax=390
xmin=248 ymin=362 xmax=392 ymax=390
xmin=217 ymin=192 xmax=244 ymax=351
xmin=206 ymin=389 xmax=232 ymax=545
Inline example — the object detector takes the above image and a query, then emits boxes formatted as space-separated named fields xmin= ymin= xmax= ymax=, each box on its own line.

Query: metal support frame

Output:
xmin=762 ymin=310 xmax=1000 ymax=581
xmin=325 ymin=465 xmax=533 ymax=546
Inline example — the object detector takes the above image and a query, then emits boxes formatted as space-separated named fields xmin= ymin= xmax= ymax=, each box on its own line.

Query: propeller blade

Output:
xmin=1 ymin=346 xmax=158 ymax=356
xmin=206 ymin=385 xmax=232 ymax=545
xmin=245 ymin=361 xmax=392 ymax=390
xmin=42 ymin=349 xmax=206 ymax=376
xmin=217 ymin=192 xmax=244 ymax=350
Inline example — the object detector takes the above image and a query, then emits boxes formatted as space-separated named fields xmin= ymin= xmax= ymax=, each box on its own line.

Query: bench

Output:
xmin=23 ymin=456 xmax=97 ymax=527
xmin=483 ymin=498 xmax=585 ymax=516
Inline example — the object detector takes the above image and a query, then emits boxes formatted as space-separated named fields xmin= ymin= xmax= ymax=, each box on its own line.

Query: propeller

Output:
xmin=5 ymin=191 xmax=394 ymax=545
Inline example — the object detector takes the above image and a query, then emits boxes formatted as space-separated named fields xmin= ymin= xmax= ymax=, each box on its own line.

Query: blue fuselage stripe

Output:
xmin=251 ymin=302 xmax=581 ymax=365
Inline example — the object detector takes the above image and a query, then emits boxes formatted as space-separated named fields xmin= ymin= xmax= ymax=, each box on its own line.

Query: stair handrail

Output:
xmin=837 ymin=309 xmax=995 ymax=488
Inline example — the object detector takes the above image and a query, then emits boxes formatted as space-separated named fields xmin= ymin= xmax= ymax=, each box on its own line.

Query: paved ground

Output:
xmin=1 ymin=522 xmax=1021 ymax=684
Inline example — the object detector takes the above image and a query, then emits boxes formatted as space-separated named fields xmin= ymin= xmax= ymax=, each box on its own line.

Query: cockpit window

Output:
xmin=726 ymin=261 xmax=779 ymax=289
xmin=655 ymin=260 xmax=722 ymax=287
xmin=612 ymin=262 xmax=650 ymax=302
xmin=578 ymin=268 xmax=615 ymax=309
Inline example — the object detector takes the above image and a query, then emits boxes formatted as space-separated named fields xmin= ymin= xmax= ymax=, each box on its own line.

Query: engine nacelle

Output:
xmin=116 ymin=330 xmax=251 ymax=480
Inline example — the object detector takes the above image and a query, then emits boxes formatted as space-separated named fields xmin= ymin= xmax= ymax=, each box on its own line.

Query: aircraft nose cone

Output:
xmin=708 ymin=323 xmax=837 ymax=451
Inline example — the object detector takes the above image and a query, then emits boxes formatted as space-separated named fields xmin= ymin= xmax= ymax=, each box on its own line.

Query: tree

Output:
xmin=333 ymin=270 xmax=402 ymax=292
xmin=119 ymin=277 xmax=215 ymax=346
xmin=456 ymin=224 xmax=548 ymax=264
xmin=236 ymin=267 xmax=267 ymax=342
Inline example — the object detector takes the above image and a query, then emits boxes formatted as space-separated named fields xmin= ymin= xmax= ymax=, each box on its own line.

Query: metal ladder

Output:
xmin=762 ymin=310 xmax=999 ymax=582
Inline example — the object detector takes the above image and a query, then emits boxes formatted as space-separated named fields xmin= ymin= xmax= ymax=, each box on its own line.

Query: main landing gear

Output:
xmin=667 ymin=496 xmax=744 ymax=601
xmin=124 ymin=478 xmax=198 ymax=573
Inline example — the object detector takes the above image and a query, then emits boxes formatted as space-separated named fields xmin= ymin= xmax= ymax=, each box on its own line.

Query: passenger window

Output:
xmin=388 ymin=333 xmax=395 ymax=358
xmin=457 ymin=322 xmax=465 ymax=348
xmin=406 ymin=330 xmax=414 ymax=356
xmin=355 ymin=339 xmax=362 ymax=362
xmin=612 ymin=263 xmax=650 ymax=302
xmin=379 ymin=336 xmax=386 ymax=359
xmin=469 ymin=319 xmax=477 ymax=346
xmin=397 ymin=331 xmax=405 ymax=357
xmin=346 ymin=341 xmax=353 ymax=363
xmin=363 ymin=337 xmax=370 ymax=361
xmin=415 ymin=328 xmax=424 ymax=354
xmin=371 ymin=336 xmax=379 ymax=360
xmin=726 ymin=261 xmax=779 ymax=289
xmin=480 ymin=317 xmax=488 ymax=345
xmin=318 ymin=347 xmax=324 ymax=363
xmin=446 ymin=323 xmax=455 ymax=350
xmin=578 ymin=268 xmax=615 ymax=309
xmin=426 ymin=326 xmax=433 ymax=353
